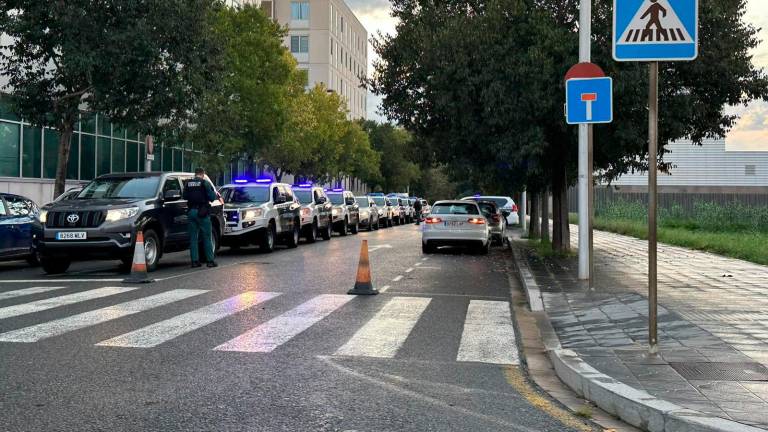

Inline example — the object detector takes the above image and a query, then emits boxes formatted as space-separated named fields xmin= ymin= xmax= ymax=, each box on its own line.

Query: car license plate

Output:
xmin=56 ymin=232 xmax=86 ymax=240
xmin=444 ymin=221 xmax=464 ymax=227
xmin=224 ymin=226 xmax=233 ymax=233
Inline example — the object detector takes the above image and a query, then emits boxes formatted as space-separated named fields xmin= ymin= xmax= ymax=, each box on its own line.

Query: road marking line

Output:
xmin=456 ymin=300 xmax=519 ymax=365
xmin=379 ymin=285 xmax=391 ymax=293
xmin=414 ymin=263 xmax=422 ymax=267
xmin=215 ymin=294 xmax=353 ymax=353
xmin=335 ymin=296 xmax=431 ymax=358
xmin=405 ymin=268 xmax=414 ymax=273
xmin=392 ymin=275 xmax=403 ymax=282
xmin=0 ymin=287 xmax=138 ymax=320
xmin=0 ymin=279 xmax=124 ymax=284
xmin=0 ymin=289 xmax=207 ymax=343
xmin=0 ymin=286 xmax=68 ymax=301
xmin=96 ymin=291 xmax=281 ymax=348
xmin=421 ymin=258 xmax=428 ymax=261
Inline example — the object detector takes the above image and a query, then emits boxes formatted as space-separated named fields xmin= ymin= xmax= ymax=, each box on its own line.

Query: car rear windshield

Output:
xmin=327 ymin=193 xmax=344 ymax=205
xmin=293 ymin=189 xmax=312 ymax=204
xmin=477 ymin=202 xmax=498 ymax=217
xmin=221 ymin=186 xmax=270 ymax=204
xmin=78 ymin=177 xmax=160 ymax=199
xmin=372 ymin=197 xmax=386 ymax=206
xmin=356 ymin=198 xmax=370 ymax=207
xmin=431 ymin=203 xmax=480 ymax=215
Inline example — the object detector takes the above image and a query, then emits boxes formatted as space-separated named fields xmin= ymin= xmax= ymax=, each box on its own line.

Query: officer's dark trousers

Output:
xmin=188 ymin=208 xmax=214 ymax=263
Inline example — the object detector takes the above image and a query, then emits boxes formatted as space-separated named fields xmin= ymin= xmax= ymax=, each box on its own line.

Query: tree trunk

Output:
xmin=551 ymin=164 xmax=570 ymax=253
xmin=274 ymin=169 xmax=283 ymax=182
xmin=53 ymin=125 xmax=75 ymax=200
xmin=541 ymin=189 xmax=550 ymax=242
xmin=529 ymin=192 xmax=540 ymax=239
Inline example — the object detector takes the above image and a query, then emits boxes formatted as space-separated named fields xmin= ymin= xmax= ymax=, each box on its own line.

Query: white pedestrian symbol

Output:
xmin=617 ymin=0 xmax=692 ymax=45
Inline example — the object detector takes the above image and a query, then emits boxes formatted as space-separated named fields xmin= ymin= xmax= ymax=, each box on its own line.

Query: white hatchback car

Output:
xmin=461 ymin=195 xmax=519 ymax=226
xmin=421 ymin=200 xmax=491 ymax=254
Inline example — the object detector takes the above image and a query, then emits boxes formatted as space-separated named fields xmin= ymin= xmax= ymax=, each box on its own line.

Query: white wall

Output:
xmin=0 ymin=177 xmax=88 ymax=206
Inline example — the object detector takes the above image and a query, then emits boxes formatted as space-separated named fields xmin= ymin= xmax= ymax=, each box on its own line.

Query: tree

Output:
xmin=191 ymin=4 xmax=302 ymax=175
xmin=0 ymin=0 xmax=223 ymax=198
xmin=338 ymin=121 xmax=382 ymax=186
xmin=361 ymin=121 xmax=420 ymax=192
xmin=369 ymin=0 xmax=767 ymax=252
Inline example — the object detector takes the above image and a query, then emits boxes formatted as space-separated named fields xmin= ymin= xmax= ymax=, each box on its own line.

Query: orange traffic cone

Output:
xmin=348 ymin=240 xmax=378 ymax=295
xmin=123 ymin=230 xmax=154 ymax=284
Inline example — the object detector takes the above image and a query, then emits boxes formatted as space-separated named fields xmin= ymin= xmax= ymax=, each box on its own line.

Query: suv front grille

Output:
xmin=47 ymin=211 xmax=106 ymax=228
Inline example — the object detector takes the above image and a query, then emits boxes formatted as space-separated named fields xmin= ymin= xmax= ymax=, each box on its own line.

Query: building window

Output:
xmin=745 ymin=165 xmax=756 ymax=176
xmin=260 ymin=1 xmax=273 ymax=18
xmin=0 ymin=121 xmax=20 ymax=177
xmin=97 ymin=136 xmax=111 ymax=176
xmin=80 ymin=134 xmax=96 ymax=180
xmin=290 ymin=36 xmax=309 ymax=53
xmin=112 ymin=139 xmax=126 ymax=173
xmin=291 ymin=2 xmax=309 ymax=20
xmin=22 ymin=125 xmax=42 ymax=178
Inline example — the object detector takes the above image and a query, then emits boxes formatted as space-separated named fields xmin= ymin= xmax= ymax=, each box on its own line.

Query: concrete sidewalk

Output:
xmin=514 ymin=226 xmax=768 ymax=431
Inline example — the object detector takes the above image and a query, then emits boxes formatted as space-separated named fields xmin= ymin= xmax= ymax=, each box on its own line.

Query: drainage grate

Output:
xmin=669 ymin=362 xmax=768 ymax=381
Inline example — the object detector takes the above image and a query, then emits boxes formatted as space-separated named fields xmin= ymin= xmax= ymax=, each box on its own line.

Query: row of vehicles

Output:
xmin=0 ymin=172 xmax=434 ymax=274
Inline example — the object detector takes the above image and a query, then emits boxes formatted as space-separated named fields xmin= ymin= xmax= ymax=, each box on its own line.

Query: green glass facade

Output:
xmin=0 ymin=95 xmax=201 ymax=182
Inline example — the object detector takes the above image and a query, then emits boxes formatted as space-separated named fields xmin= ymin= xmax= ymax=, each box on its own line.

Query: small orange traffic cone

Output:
xmin=348 ymin=240 xmax=378 ymax=295
xmin=123 ymin=230 xmax=154 ymax=284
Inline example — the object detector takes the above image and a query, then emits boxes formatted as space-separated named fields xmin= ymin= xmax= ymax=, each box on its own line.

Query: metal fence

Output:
xmin=568 ymin=187 xmax=768 ymax=215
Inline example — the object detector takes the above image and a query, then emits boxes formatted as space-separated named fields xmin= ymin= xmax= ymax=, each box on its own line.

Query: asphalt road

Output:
xmin=0 ymin=224 xmax=588 ymax=432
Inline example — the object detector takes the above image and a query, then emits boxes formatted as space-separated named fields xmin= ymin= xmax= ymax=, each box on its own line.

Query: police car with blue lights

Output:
xmin=326 ymin=188 xmax=360 ymax=236
xmin=368 ymin=192 xmax=395 ymax=228
xmin=219 ymin=178 xmax=302 ymax=252
xmin=292 ymin=183 xmax=333 ymax=243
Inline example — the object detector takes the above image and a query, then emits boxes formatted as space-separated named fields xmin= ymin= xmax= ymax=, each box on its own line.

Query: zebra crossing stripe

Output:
xmin=96 ymin=291 xmax=281 ymax=348
xmin=0 ymin=286 xmax=68 ymax=301
xmin=456 ymin=300 xmax=519 ymax=365
xmin=0 ymin=289 xmax=206 ymax=343
xmin=215 ymin=294 xmax=354 ymax=353
xmin=334 ymin=296 xmax=431 ymax=358
xmin=0 ymin=287 xmax=138 ymax=320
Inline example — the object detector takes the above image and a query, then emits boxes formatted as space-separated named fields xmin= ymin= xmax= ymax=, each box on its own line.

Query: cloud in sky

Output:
xmin=350 ymin=0 xmax=768 ymax=133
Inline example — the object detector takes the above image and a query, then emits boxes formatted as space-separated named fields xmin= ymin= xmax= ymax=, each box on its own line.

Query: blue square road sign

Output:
xmin=566 ymin=77 xmax=613 ymax=125
xmin=613 ymin=0 xmax=698 ymax=61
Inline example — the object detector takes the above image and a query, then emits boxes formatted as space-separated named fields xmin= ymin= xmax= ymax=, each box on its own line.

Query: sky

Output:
xmin=347 ymin=0 xmax=768 ymax=151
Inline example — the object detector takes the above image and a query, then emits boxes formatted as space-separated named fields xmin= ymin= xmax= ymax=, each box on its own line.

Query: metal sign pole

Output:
xmin=648 ymin=62 xmax=659 ymax=354
xmin=577 ymin=0 xmax=591 ymax=281
xmin=588 ymin=124 xmax=594 ymax=288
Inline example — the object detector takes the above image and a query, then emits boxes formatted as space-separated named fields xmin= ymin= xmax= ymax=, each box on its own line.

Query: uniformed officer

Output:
xmin=183 ymin=168 xmax=218 ymax=268
xmin=413 ymin=199 xmax=423 ymax=225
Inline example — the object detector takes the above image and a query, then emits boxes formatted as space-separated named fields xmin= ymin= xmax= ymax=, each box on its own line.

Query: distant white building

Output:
xmin=607 ymin=139 xmax=768 ymax=193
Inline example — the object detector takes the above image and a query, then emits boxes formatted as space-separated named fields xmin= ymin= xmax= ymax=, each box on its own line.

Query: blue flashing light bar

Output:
xmin=254 ymin=177 xmax=272 ymax=184
xmin=234 ymin=178 xmax=249 ymax=184
xmin=330 ymin=188 xmax=344 ymax=192
xmin=295 ymin=183 xmax=313 ymax=188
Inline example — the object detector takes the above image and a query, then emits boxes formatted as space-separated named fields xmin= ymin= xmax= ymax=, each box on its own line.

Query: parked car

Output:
xmin=461 ymin=195 xmax=519 ymax=226
xmin=326 ymin=188 xmax=360 ymax=235
xmin=355 ymin=196 xmax=380 ymax=231
xmin=369 ymin=193 xmax=395 ymax=228
xmin=386 ymin=194 xmax=407 ymax=225
xmin=219 ymin=178 xmax=302 ymax=252
xmin=476 ymin=200 xmax=507 ymax=245
xmin=292 ymin=183 xmax=333 ymax=243
xmin=395 ymin=193 xmax=415 ymax=222
xmin=0 ymin=193 xmax=43 ymax=265
xmin=37 ymin=172 xmax=224 ymax=274
xmin=420 ymin=199 xmax=431 ymax=217
xmin=422 ymin=200 xmax=490 ymax=255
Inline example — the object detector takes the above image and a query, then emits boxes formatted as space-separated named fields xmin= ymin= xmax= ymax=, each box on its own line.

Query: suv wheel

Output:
xmin=339 ymin=218 xmax=349 ymax=236
xmin=261 ymin=222 xmax=276 ymax=253
xmin=26 ymin=250 xmax=42 ymax=267
xmin=286 ymin=220 xmax=300 ymax=248
xmin=422 ymin=242 xmax=435 ymax=254
xmin=142 ymin=229 xmax=161 ymax=271
xmin=350 ymin=220 xmax=359 ymax=234
xmin=306 ymin=220 xmax=318 ymax=244
xmin=41 ymin=256 xmax=71 ymax=274
xmin=321 ymin=221 xmax=332 ymax=240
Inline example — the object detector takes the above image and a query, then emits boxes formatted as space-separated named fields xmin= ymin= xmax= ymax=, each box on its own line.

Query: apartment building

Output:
xmin=234 ymin=0 xmax=368 ymax=120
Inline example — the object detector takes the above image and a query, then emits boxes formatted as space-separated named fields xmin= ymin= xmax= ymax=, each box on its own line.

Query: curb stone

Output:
xmin=509 ymin=241 xmax=767 ymax=432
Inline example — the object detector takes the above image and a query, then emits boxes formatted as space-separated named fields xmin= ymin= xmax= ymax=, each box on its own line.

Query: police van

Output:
xmin=219 ymin=178 xmax=302 ymax=252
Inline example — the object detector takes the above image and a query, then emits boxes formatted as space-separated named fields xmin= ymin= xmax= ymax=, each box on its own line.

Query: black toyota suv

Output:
xmin=38 ymin=172 xmax=224 ymax=274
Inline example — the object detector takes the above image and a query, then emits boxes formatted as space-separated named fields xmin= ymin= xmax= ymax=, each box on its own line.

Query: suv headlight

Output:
xmin=106 ymin=207 xmax=139 ymax=222
xmin=242 ymin=208 xmax=264 ymax=220
xmin=38 ymin=210 xmax=48 ymax=223
xmin=332 ymin=208 xmax=340 ymax=216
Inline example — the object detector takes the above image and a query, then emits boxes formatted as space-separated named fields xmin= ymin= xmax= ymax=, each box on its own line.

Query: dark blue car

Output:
xmin=0 ymin=193 xmax=43 ymax=265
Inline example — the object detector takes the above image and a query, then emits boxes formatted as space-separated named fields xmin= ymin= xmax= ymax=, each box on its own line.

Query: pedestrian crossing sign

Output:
xmin=613 ymin=0 xmax=698 ymax=61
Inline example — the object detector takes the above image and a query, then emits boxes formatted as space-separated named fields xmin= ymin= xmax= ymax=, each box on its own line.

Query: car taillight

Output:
xmin=425 ymin=217 xmax=442 ymax=224
xmin=512 ymin=204 xmax=518 ymax=212
xmin=468 ymin=218 xmax=486 ymax=224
